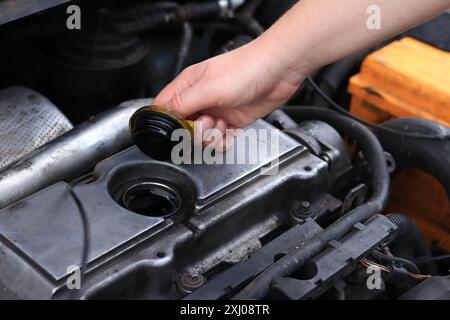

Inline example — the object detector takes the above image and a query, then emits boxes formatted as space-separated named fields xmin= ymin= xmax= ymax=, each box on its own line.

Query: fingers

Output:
xmin=153 ymin=81 xmax=212 ymax=118
xmin=205 ymin=118 xmax=241 ymax=152
xmin=165 ymin=80 xmax=225 ymax=118
xmin=194 ymin=115 xmax=229 ymax=150
xmin=200 ymin=106 xmax=256 ymax=129
xmin=214 ymin=127 xmax=239 ymax=152
xmin=193 ymin=115 xmax=215 ymax=146
xmin=152 ymin=70 xmax=193 ymax=107
xmin=153 ymin=64 xmax=217 ymax=118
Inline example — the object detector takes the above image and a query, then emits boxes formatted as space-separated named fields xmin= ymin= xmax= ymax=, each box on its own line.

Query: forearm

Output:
xmin=152 ymin=0 xmax=449 ymax=127
xmin=256 ymin=0 xmax=450 ymax=76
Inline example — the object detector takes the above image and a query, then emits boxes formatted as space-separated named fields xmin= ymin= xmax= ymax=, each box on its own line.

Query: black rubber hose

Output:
xmin=233 ymin=107 xmax=390 ymax=299
xmin=386 ymin=213 xmax=437 ymax=274
xmin=378 ymin=118 xmax=450 ymax=196
xmin=312 ymin=52 xmax=368 ymax=107
xmin=240 ymin=0 xmax=265 ymax=17
xmin=264 ymin=110 xmax=297 ymax=130
xmin=173 ymin=22 xmax=194 ymax=77
xmin=232 ymin=15 xmax=264 ymax=37
xmin=386 ymin=214 xmax=418 ymax=238
xmin=117 ymin=1 xmax=221 ymax=33
xmin=215 ymin=35 xmax=254 ymax=55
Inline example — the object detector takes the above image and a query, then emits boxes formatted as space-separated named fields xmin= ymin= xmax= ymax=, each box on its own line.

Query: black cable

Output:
xmin=305 ymin=76 xmax=450 ymax=140
xmin=174 ymin=22 xmax=194 ymax=77
xmin=240 ymin=0 xmax=264 ymax=17
xmin=414 ymin=254 xmax=450 ymax=265
xmin=372 ymin=250 xmax=421 ymax=274
xmin=232 ymin=15 xmax=264 ymax=37
xmin=234 ymin=107 xmax=390 ymax=299
xmin=67 ymin=176 xmax=91 ymax=285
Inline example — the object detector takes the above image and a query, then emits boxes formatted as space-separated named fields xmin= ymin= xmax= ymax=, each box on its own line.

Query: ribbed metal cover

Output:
xmin=0 ymin=86 xmax=73 ymax=168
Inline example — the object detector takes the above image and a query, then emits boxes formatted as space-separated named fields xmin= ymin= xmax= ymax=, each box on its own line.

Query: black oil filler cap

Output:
xmin=129 ymin=105 xmax=193 ymax=161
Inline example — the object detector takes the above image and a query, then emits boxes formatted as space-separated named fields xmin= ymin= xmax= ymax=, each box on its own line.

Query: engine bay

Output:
xmin=0 ymin=0 xmax=449 ymax=301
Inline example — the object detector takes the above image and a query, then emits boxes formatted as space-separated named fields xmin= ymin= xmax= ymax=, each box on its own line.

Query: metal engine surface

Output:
xmin=0 ymin=86 xmax=73 ymax=168
xmin=0 ymin=120 xmax=343 ymax=299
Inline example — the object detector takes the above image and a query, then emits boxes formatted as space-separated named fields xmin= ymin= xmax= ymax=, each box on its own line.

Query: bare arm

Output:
xmin=259 ymin=0 xmax=450 ymax=75
xmin=153 ymin=0 xmax=450 ymax=131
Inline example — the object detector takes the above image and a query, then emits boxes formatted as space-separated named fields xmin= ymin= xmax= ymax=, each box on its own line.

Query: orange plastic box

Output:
xmin=348 ymin=37 xmax=450 ymax=251
xmin=349 ymin=37 xmax=450 ymax=127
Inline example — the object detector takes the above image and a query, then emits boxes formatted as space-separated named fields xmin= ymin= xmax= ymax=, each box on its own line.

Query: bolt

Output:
xmin=290 ymin=201 xmax=313 ymax=223
xmin=299 ymin=201 xmax=311 ymax=212
xmin=176 ymin=272 xmax=206 ymax=295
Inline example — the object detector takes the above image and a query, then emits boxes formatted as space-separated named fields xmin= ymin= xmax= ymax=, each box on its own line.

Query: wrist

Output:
xmin=250 ymin=35 xmax=310 ymax=87
xmin=251 ymin=1 xmax=321 ymax=78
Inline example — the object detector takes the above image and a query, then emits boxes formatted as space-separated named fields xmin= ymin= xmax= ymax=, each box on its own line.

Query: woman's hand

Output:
xmin=152 ymin=40 xmax=306 ymax=133
xmin=153 ymin=0 xmax=450 ymax=138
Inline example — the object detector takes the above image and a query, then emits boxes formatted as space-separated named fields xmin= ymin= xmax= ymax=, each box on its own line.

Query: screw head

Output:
xmin=299 ymin=201 xmax=311 ymax=211
xmin=290 ymin=201 xmax=313 ymax=223
xmin=177 ymin=272 xmax=206 ymax=294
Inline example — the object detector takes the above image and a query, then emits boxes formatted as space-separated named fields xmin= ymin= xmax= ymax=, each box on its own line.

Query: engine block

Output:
xmin=0 ymin=120 xmax=343 ymax=299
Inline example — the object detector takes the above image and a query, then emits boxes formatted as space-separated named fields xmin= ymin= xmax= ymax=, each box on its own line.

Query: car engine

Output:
xmin=0 ymin=0 xmax=449 ymax=300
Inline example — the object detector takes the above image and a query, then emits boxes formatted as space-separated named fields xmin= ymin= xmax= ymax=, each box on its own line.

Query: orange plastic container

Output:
xmin=348 ymin=37 xmax=450 ymax=251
